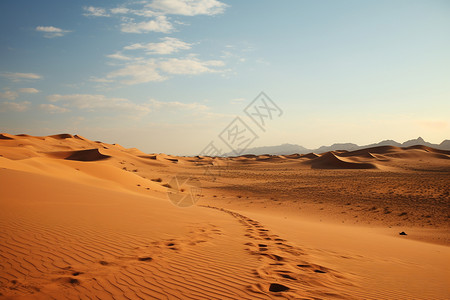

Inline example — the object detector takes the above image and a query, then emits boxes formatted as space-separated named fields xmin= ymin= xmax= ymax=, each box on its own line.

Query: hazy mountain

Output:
xmin=314 ymin=143 xmax=359 ymax=154
xmin=439 ymin=140 xmax=450 ymax=149
xmin=224 ymin=137 xmax=450 ymax=156
xmin=401 ymin=137 xmax=433 ymax=147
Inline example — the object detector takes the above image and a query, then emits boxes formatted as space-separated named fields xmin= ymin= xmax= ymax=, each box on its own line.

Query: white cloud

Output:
xmin=0 ymin=88 xmax=39 ymax=101
xmin=159 ymin=58 xmax=224 ymax=74
xmin=36 ymin=26 xmax=72 ymax=38
xmin=110 ymin=7 xmax=130 ymax=14
xmin=0 ymin=91 xmax=18 ymax=100
xmin=0 ymin=101 xmax=31 ymax=112
xmin=121 ymin=15 xmax=173 ymax=33
xmin=106 ymin=52 xmax=134 ymax=61
xmin=124 ymin=37 xmax=191 ymax=54
xmin=39 ymin=103 xmax=70 ymax=113
xmin=89 ymin=77 xmax=114 ymax=83
xmin=96 ymin=56 xmax=225 ymax=85
xmin=98 ymin=56 xmax=225 ymax=85
xmin=82 ymin=1 xmax=228 ymax=37
xmin=18 ymin=88 xmax=40 ymax=94
xmin=132 ymin=9 xmax=158 ymax=17
xmin=106 ymin=60 xmax=167 ymax=84
xmin=83 ymin=6 xmax=110 ymax=17
xmin=111 ymin=7 xmax=157 ymax=17
xmin=48 ymin=94 xmax=151 ymax=114
xmin=147 ymin=0 xmax=228 ymax=16
xmin=149 ymin=99 xmax=208 ymax=111
xmin=0 ymin=72 xmax=42 ymax=82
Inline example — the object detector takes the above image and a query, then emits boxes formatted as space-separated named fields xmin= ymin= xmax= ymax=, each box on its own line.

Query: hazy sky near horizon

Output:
xmin=1 ymin=0 xmax=449 ymax=155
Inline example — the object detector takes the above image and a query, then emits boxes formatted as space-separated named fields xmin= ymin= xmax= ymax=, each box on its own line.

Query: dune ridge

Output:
xmin=310 ymin=152 xmax=378 ymax=169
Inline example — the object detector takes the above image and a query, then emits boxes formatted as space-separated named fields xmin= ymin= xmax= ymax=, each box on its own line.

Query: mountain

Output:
xmin=401 ymin=137 xmax=433 ymax=147
xmin=224 ymin=137 xmax=450 ymax=156
xmin=439 ymin=140 xmax=450 ymax=149
xmin=314 ymin=143 xmax=359 ymax=154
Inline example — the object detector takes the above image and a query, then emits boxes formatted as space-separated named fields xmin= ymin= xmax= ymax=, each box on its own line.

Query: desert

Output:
xmin=0 ymin=133 xmax=449 ymax=299
xmin=1 ymin=1 xmax=449 ymax=299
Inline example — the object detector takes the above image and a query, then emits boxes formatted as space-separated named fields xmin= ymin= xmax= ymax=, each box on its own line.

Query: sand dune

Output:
xmin=64 ymin=149 xmax=110 ymax=162
xmin=0 ymin=134 xmax=14 ymax=140
xmin=48 ymin=133 xmax=74 ymax=140
xmin=300 ymin=152 xmax=320 ymax=159
xmin=310 ymin=152 xmax=378 ymax=169
xmin=45 ymin=149 xmax=111 ymax=162
xmin=406 ymin=144 xmax=450 ymax=155
xmin=0 ymin=133 xmax=449 ymax=299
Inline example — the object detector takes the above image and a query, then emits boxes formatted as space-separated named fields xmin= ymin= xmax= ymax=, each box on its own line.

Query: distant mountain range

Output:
xmin=224 ymin=137 xmax=450 ymax=156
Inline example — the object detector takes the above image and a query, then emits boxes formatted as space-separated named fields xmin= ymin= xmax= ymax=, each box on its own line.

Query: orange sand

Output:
xmin=0 ymin=133 xmax=449 ymax=299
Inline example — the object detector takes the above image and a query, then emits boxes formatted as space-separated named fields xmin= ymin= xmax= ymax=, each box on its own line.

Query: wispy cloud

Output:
xmin=159 ymin=58 xmax=225 ymax=74
xmin=39 ymin=103 xmax=70 ymax=113
xmin=106 ymin=60 xmax=167 ymax=85
xmin=84 ymin=0 xmax=228 ymax=18
xmin=48 ymin=94 xmax=151 ymax=115
xmin=0 ymin=90 xmax=18 ymax=100
xmin=106 ymin=52 xmax=134 ymax=61
xmin=149 ymin=99 xmax=209 ymax=111
xmin=110 ymin=7 xmax=131 ymax=15
xmin=0 ymin=101 xmax=31 ymax=112
xmin=36 ymin=26 xmax=72 ymax=38
xmin=113 ymin=7 xmax=156 ymax=17
xmin=99 ymin=57 xmax=225 ymax=85
xmin=89 ymin=77 xmax=115 ymax=83
xmin=147 ymin=0 xmax=228 ymax=16
xmin=82 ymin=1 xmax=228 ymax=35
xmin=0 ymin=72 xmax=42 ymax=82
xmin=82 ymin=1 xmax=228 ymax=85
xmin=18 ymin=88 xmax=40 ymax=94
xmin=121 ymin=15 xmax=173 ymax=33
xmin=83 ymin=6 xmax=110 ymax=17
xmin=0 ymin=88 xmax=39 ymax=100
xmin=124 ymin=37 xmax=191 ymax=55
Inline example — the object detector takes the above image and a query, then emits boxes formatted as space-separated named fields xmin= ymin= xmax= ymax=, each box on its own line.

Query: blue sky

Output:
xmin=1 ymin=0 xmax=449 ymax=155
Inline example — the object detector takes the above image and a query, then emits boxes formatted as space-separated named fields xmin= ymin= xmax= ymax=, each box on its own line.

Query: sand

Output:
xmin=0 ymin=133 xmax=449 ymax=299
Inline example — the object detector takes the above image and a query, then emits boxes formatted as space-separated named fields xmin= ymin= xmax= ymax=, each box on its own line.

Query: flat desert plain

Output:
xmin=0 ymin=133 xmax=449 ymax=299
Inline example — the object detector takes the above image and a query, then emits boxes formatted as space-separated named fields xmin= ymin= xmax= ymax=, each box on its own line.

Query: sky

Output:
xmin=0 ymin=0 xmax=449 ymax=155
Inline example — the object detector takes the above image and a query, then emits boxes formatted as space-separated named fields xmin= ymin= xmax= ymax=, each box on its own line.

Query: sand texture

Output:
xmin=0 ymin=133 xmax=449 ymax=299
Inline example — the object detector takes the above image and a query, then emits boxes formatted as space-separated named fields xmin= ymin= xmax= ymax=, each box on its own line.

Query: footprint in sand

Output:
xmin=202 ymin=205 xmax=353 ymax=298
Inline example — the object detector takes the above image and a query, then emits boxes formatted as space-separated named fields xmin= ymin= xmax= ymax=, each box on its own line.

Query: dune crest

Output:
xmin=0 ymin=133 xmax=15 ymax=140
xmin=65 ymin=149 xmax=111 ymax=161
xmin=310 ymin=152 xmax=378 ymax=169
xmin=48 ymin=133 xmax=74 ymax=140
xmin=301 ymin=152 xmax=321 ymax=159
